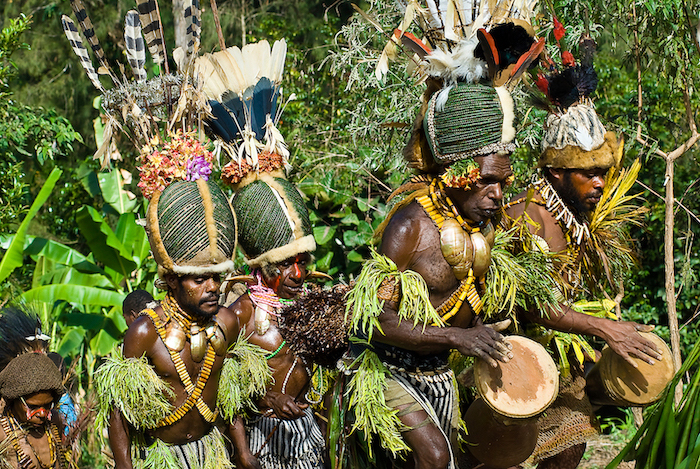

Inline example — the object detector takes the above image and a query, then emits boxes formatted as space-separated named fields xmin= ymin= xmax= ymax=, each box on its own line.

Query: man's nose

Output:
xmin=290 ymin=263 xmax=303 ymax=281
xmin=489 ymin=182 xmax=503 ymax=202
xmin=592 ymin=175 xmax=605 ymax=191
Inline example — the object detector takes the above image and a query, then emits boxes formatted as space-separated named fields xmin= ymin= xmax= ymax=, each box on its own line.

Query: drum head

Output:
xmin=473 ymin=335 xmax=559 ymax=418
xmin=600 ymin=332 xmax=674 ymax=406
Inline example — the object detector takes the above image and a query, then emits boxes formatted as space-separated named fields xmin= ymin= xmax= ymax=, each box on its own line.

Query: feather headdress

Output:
xmin=533 ymin=14 xmax=619 ymax=170
xmin=360 ymin=0 xmax=543 ymax=170
xmin=61 ymin=0 xmax=208 ymax=176
xmin=194 ymin=39 xmax=291 ymax=190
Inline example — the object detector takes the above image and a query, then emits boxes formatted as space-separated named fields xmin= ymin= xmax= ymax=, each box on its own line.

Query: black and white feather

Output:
xmin=184 ymin=0 xmax=201 ymax=57
xmin=61 ymin=15 xmax=105 ymax=92
xmin=137 ymin=0 xmax=166 ymax=65
xmin=69 ymin=0 xmax=117 ymax=84
xmin=124 ymin=11 xmax=147 ymax=82
xmin=0 ymin=305 xmax=50 ymax=372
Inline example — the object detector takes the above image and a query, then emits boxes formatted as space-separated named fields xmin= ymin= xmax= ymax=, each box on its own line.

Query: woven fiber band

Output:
xmin=147 ymin=179 xmax=237 ymax=275
xmin=232 ymin=174 xmax=315 ymax=267
xmin=424 ymin=83 xmax=516 ymax=164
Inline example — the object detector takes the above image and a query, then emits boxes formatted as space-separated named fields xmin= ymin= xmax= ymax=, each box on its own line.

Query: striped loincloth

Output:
xmin=248 ymin=406 xmax=325 ymax=469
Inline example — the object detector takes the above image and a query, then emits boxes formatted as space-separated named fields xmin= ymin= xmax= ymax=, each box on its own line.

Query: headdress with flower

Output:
xmin=61 ymin=0 xmax=238 ymax=279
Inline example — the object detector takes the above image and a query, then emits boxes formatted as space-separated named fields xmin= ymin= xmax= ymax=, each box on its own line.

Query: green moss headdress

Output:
xmin=231 ymin=174 xmax=315 ymax=268
xmin=423 ymin=83 xmax=516 ymax=165
xmin=146 ymin=179 xmax=237 ymax=279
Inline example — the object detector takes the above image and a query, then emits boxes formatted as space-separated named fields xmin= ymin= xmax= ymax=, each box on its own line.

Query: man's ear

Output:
xmin=164 ymin=274 xmax=179 ymax=291
xmin=548 ymin=168 xmax=566 ymax=183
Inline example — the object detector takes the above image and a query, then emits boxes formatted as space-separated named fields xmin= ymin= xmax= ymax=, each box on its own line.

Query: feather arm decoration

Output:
xmin=136 ymin=0 xmax=166 ymax=65
xmin=124 ymin=11 xmax=147 ymax=82
xmin=69 ymin=0 xmax=116 ymax=84
xmin=582 ymin=157 xmax=648 ymax=291
xmin=61 ymin=15 xmax=104 ymax=92
xmin=184 ymin=0 xmax=201 ymax=56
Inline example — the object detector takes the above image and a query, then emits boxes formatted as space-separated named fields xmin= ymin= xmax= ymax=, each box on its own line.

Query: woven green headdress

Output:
xmin=423 ymin=83 xmax=516 ymax=164
xmin=146 ymin=179 xmax=237 ymax=279
xmin=231 ymin=174 xmax=315 ymax=268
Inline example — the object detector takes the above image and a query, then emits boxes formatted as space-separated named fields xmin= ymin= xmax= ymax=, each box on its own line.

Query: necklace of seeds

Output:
xmin=430 ymin=179 xmax=480 ymax=234
xmin=1 ymin=414 xmax=59 ymax=469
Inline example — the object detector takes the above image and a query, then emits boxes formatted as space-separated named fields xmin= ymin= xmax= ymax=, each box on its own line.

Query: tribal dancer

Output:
xmin=0 ymin=306 xmax=77 ymax=469
xmin=198 ymin=38 xmax=329 ymax=469
xmin=343 ymin=2 xmax=547 ymax=467
xmin=504 ymin=26 xmax=662 ymax=469
xmin=60 ymin=3 xmax=270 ymax=467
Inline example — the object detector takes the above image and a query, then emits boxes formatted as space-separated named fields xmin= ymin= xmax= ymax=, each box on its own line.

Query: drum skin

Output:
xmin=586 ymin=331 xmax=674 ymax=407
xmin=464 ymin=398 xmax=539 ymax=469
xmin=473 ymin=335 xmax=559 ymax=418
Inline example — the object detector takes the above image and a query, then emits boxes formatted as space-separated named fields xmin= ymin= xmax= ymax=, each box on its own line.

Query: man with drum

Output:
xmin=505 ymin=63 xmax=663 ymax=467
xmin=344 ymin=69 xmax=524 ymax=467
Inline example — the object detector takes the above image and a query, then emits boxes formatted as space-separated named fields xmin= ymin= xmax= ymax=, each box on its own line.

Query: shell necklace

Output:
xmin=160 ymin=293 xmax=228 ymax=362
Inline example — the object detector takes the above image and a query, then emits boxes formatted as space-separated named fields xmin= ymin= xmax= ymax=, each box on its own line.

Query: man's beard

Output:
xmin=559 ymin=173 xmax=597 ymax=218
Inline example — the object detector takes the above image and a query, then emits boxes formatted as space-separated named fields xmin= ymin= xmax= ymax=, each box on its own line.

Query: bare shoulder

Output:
xmin=123 ymin=314 xmax=158 ymax=358
xmin=379 ymin=201 xmax=438 ymax=270
xmin=215 ymin=304 xmax=243 ymax=344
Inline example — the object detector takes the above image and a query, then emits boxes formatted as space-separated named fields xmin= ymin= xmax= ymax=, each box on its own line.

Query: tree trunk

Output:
xmin=664 ymin=156 xmax=683 ymax=401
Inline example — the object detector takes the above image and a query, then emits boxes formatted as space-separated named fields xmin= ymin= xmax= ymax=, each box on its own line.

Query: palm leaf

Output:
xmin=0 ymin=168 xmax=62 ymax=284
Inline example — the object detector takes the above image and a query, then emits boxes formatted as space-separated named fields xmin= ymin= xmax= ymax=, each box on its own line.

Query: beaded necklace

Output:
xmin=248 ymin=271 xmax=295 ymax=335
xmin=415 ymin=178 xmax=486 ymax=323
xmin=143 ymin=309 xmax=219 ymax=425
xmin=0 ymin=413 xmax=74 ymax=469
xmin=160 ymin=293 xmax=228 ymax=360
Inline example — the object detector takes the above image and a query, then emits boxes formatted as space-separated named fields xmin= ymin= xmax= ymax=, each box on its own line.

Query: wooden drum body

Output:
xmin=463 ymin=335 xmax=559 ymax=468
xmin=586 ymin=331 xmax=674 ymax=407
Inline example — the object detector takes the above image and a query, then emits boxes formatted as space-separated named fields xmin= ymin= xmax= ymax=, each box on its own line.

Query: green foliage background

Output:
xmin=1 ymin=0 xmax=699 ymax=465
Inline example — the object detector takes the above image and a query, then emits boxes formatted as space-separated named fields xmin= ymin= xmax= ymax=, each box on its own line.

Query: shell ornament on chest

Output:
xmin=439 ymin=219 xmax=496 ymax=279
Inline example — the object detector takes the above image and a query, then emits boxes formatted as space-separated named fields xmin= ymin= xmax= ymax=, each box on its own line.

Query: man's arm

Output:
xmin=376 ymin=207 xmax=511 ymax=367
xmin=228 ymin=416 xmax=261 ymax=469
xmin=109 ymin=317 xmax=157 ymax=468
xmin=524 ymin=306 xmax=662 ymax=367
xmin=109 ymin=409 xmax=133 ymax=469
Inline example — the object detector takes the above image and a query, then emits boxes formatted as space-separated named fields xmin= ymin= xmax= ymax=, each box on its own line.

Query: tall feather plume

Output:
xmin=124 ymin=11 xmax=147 ymax=82
xmin=136 ymin=0 xmax=166 ymax=66
xmin=0 ymin=305 xmax=50 ymax=372
xmin=69 ymin=0 xmax=117 ymax=84
xmin=184 ymin=0 xmax=201 ymax=57
xmin=61 ymin=15 xmax=105 ymax=92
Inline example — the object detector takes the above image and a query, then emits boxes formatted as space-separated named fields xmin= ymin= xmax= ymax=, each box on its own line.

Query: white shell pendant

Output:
xmin=255 ymin=305 xmax=271 ymax=335
xmin=471 ymin=231 xmax=492 ymax=278
xmin=190 ymin=324 xmax=207 ymax=362
xmin=164 ymin=321 xmax=186 ymax=352
xmin=206 ymin=322 xmax=227 ymax=355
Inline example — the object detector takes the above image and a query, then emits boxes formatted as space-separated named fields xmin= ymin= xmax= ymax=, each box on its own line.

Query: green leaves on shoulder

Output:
xmin=346 ymin=249 xmax=442 ymax=342
xmin=93 ymin=349 xmax=174 ymax=431
xmin=217 ymin=332 xmax=272 ymax=422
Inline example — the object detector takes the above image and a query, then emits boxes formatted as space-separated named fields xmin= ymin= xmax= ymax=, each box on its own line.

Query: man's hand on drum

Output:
xmin=452 ymin=325 xmax=513 ymax=368
xmin=601 ymin=321 xmax=663 ymax=367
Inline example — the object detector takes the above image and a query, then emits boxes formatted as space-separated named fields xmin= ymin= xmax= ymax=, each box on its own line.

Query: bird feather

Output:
xmin=184 ymin=0 xmax=201 ymax=56
xmin=136 ymin=0 xmax=165 ymax=65
xmin=269 ymin=39 xmax=287 ymax=84
xmin=61 ymin=15 xmax=104 ymax=91
xmin=124 ymin=11 xmax=147 ymax=82
xmin=70 ymin=0 xmax=115 ymax=83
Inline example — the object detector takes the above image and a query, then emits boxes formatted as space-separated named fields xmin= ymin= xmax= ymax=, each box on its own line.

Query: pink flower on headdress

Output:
xmin=137 ymin=130 xmax=214 ymax=199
